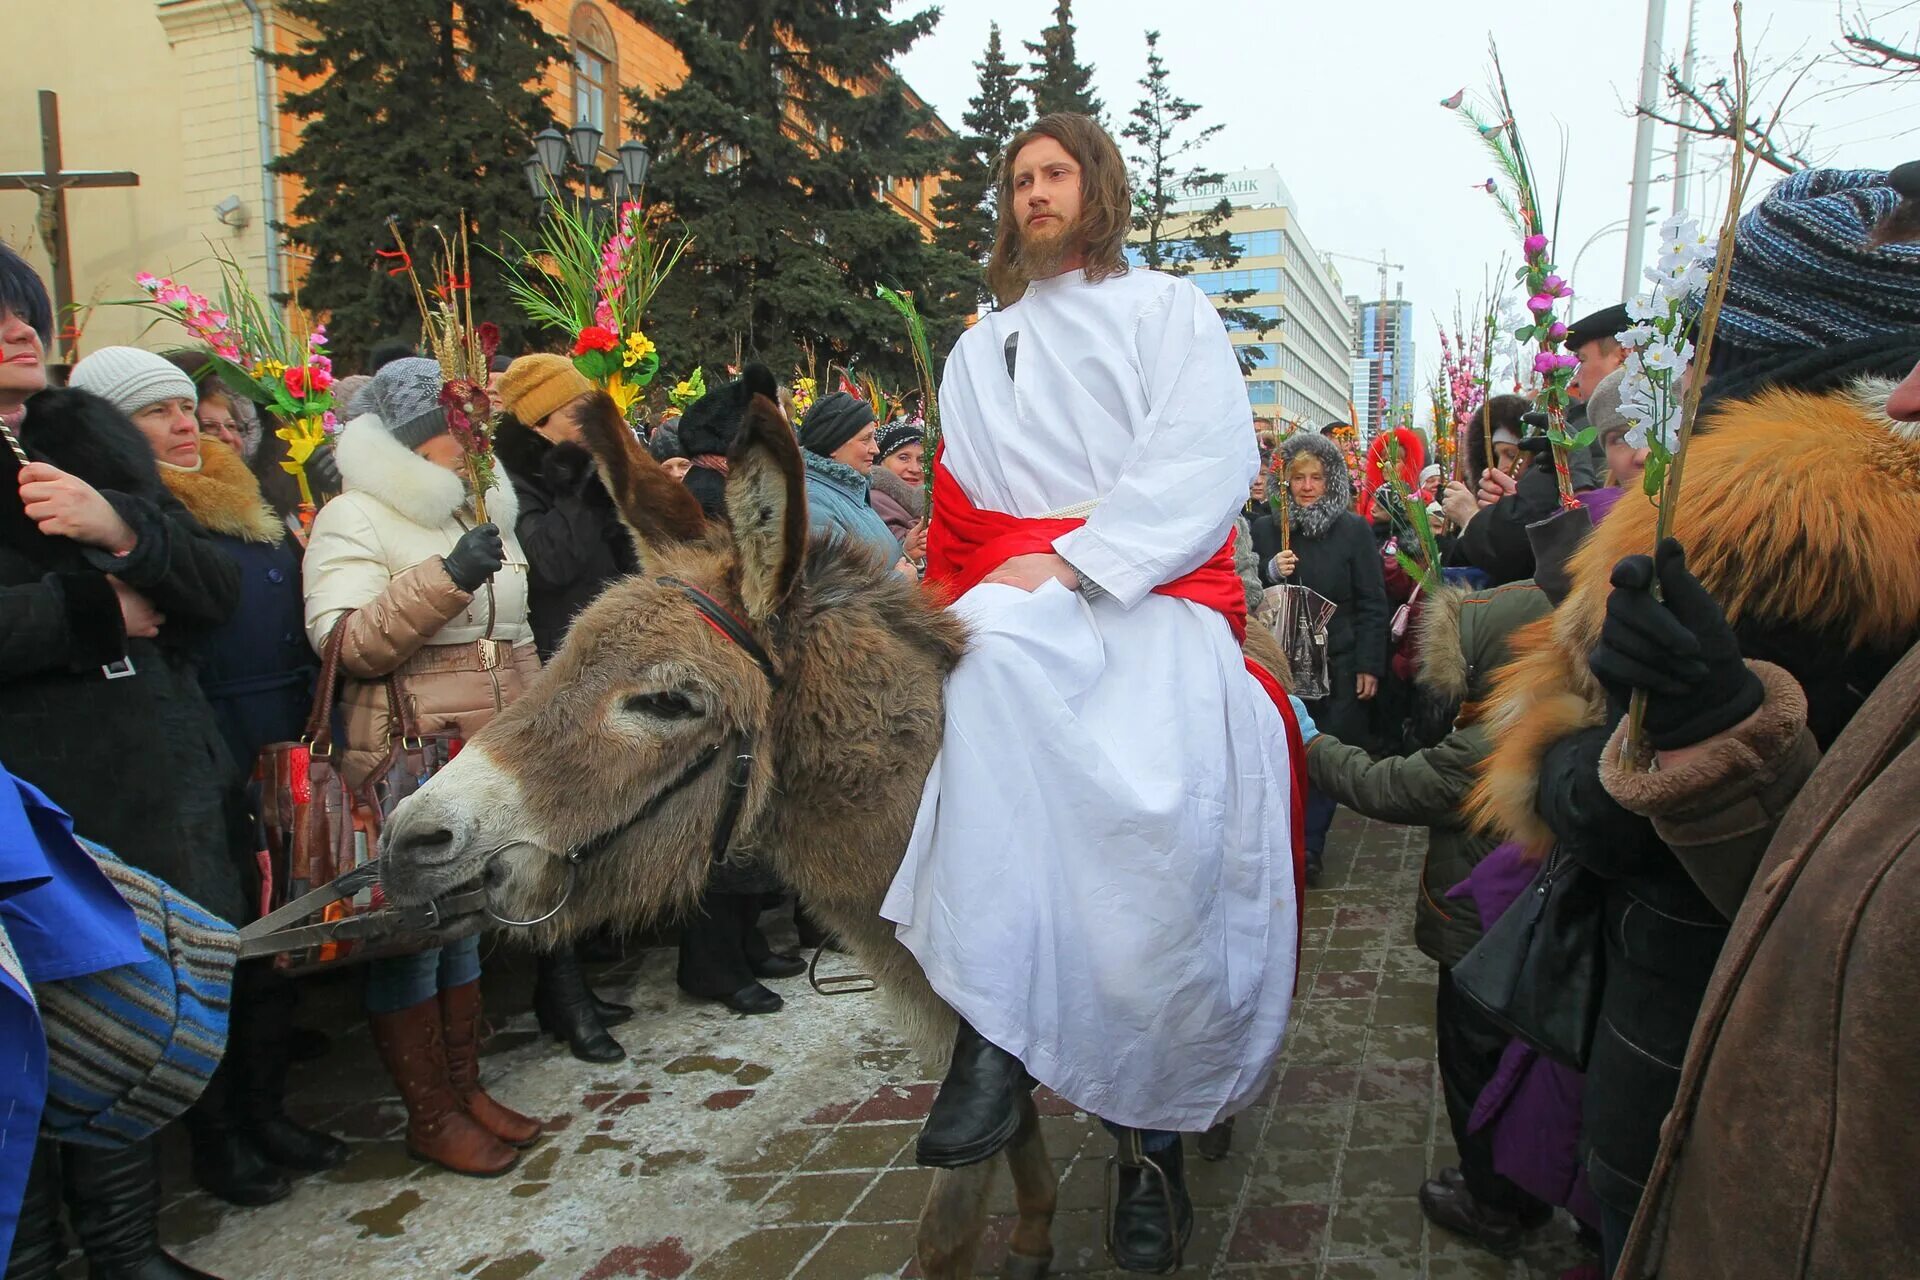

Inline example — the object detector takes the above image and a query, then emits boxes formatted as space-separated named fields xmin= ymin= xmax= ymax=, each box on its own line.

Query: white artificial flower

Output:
xmin=1626 ymin=294 xmax=1660 ymax=323
xmin=1642 ymin=343 xmax=1678 ymax=373
xmin=1624 ymin=421 xmax=1652 ymax=451
xmin=1658 ymin=212 xmax=1694 ymax=240
xmin=1620 ymin=322 xmax=1657 ymax=348
xmin=1675 ymin=257 xmax=1711 ymax=294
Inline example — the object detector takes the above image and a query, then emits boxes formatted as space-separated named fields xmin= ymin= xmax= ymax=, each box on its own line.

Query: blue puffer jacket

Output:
xmin=802 ymin=451 xmax=901 ymax=568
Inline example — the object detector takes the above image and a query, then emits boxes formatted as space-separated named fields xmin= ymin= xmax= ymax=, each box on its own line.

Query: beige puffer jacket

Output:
xmin=303 ymin=413 xmax=540 ymax=788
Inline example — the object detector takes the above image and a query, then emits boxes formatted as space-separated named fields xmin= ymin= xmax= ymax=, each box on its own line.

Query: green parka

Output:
xmin=1306 ymin=579 xmax=1551 ymax=965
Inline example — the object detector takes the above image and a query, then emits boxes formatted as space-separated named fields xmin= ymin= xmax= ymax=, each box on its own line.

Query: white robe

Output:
xmin=880 ymin=267 xmax=1298 ymax=1133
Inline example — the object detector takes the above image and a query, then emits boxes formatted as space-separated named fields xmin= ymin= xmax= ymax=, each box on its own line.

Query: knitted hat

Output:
xmin=357 ymin=357 xmax=449 ymax=450
xmin=798 ymin=392 xmax=875 ymax=458
xmin=1718 ymin=167 xmax=1920 ymax=358
xmin=876 ymin=419 xmax=923 ymax=461
xmin=1585 ymin=368 xmax=1628 ymax=436
xmin=496 ymin=354 xmax=591 ymax=427
xmin=648 ymin=424 xmax=688 ymax=462
xmin=69 ymin=347 xmax=197 ymax=418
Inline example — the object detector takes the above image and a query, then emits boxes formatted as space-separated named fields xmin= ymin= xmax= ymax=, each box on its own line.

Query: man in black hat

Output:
xmin=1565 ymin=302 xmax=1631 ymax=403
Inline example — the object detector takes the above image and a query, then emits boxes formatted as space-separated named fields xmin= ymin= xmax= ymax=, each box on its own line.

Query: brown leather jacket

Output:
xmin=1600 ymin=648 xmax=1920 ymax=1278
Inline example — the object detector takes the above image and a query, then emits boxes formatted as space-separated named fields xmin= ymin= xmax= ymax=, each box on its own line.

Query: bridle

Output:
xmin=486 ymin=576 xmax=780 ymax=927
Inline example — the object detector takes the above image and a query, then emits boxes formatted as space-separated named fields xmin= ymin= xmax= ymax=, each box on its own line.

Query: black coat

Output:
xmin=1263 ymin=508 xmax=1389 ymax=746
xmin=495 ymin=419 xmax=639 ymax=660
xmin=0 ymin=389 xmax=247 ymax=922
xmin=1538 ymin=724 xmax=1728 ymax=1218
xmin=197 ymin=532 xmax=313 ymax=776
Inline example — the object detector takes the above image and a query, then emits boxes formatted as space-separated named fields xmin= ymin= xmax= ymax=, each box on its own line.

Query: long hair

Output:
xmin=986 ymin=113 xmax=1132 ymax=308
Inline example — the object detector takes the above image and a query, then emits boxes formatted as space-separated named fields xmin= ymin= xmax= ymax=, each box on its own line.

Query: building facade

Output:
xmin=1345 ymin=290 xmax=1415 ymax=439
xmin=1 ymin=0 xmax=947 ymax=357
xmin=1124 ymin=168 xmax=1356 ymax=429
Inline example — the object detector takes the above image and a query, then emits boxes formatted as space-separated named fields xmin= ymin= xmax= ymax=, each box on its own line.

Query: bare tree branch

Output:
xmin=1636 ymin=65 xmax=1815 ymax=174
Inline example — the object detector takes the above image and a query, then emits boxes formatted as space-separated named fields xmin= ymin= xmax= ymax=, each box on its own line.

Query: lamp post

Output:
xmin=524 ymin=124 xmax=650 ymax=223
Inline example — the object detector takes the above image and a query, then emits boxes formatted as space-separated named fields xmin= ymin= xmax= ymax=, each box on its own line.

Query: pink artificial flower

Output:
xmin=1543 ymin=274 xmax=1571 ymax=298
xmin=593 ymin=299 xmax=614 ymax=330
xmin=135 ymin=272 xmax=159 ymax=291
xmin=1527 ymin=293 xmax=1554 ymax=315
xmin=309 ymin=325 xmax=328 ymax=348
xmin=217 ymin=345 xmax=243 ymax=362
xmin=1547 ymin=321 xmax=1568 ymax=341
xmin=1524 ymin=233 xmax=1549 ymax=258
xmin=321 ymin=410 xmax=339 ymax=434
xmin=1532 ymin=351 xmax=1559 ymax=375
xmin=307 ymin=362 xmax=333 ymax=392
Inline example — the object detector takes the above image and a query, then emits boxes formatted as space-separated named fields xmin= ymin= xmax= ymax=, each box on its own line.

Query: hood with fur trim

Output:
xmin=159 ymin=435 xmax=283 ymax=545
xmin=333 ymin=412 xmax=518 ymax=530
xmin=1469 ymin=375 xmax=1920 ymax=855
xmin=1359 ymin=427 xmax=1427 ymax=523
xmin=1276 ymin=432 xmax=1356 ymax=541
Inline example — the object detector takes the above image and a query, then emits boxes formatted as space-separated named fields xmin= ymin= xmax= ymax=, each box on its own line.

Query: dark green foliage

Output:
xmin=931 ymin=22 xmax=1029 ymax=303
xmin=616 ymin=0 xmax=973 ymax=385
xmin=1023 ymin=0 xmax=1103 ymax=122
xmin=1121 ymin=30 xmax=1267 ymax=366
xmin=267 ymin=0 xmax=561 ymax=370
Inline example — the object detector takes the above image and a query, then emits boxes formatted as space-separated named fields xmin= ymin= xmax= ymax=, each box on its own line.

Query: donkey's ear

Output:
xmin=723 ymin=368 xmax=807 ymax=623
xmin=574 ymin=390 xmax=707 ymax=563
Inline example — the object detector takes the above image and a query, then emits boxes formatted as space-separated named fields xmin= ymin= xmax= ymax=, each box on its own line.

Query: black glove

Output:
xmin=442 ymin=523 xmax=504 ymax=592
xmin=1588 ymin=537 xmax=1764 ymax=750
xmin=305 ymin=443 xmax=341 ymax=495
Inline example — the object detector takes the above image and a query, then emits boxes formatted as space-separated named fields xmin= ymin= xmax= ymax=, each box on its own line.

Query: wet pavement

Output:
xmin=127 ymin=812 xmax=1598 ymax=1278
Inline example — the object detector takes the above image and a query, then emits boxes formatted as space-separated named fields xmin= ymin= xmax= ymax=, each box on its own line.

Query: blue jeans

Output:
xmin=1305 ymin=784 xmax=1339 ymax=857
xmin=1101 ymin=1120 xmax=1178 ymax=1153
xmin=364 ymin=935 xmax=482 ymax=1015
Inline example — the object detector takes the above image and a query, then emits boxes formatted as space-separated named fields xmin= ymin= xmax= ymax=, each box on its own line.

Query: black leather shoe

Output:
xmin=247 ymin=1114 xmax=350 ymax=1173
xmin=717 ymin=982 xmax=784 ymax=1015
xmin=749 ymin=950 xmax=808 ymax=979
xmin=1419 ymin=1173 xmax=1537 ymax=1257
xmin=916 ymin=1020 xmax=1024 ymax=1168
xmin=185 ymin=1118 xmax=291 ymax=1207
xmin=1109 ymin=1134 xmax=1193 ymax=1273
xmin=1197 ymin=1117 xmax=1234 ymax=1162
xmin=1305 ymin=850 xmax=1324 ymax=888
xmin=534 ymin=950 xmax=627 ymax=1063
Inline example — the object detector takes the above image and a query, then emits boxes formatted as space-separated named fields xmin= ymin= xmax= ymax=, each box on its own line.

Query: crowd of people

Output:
xmin=1 ymin=133 xmax=1917 ymax=1280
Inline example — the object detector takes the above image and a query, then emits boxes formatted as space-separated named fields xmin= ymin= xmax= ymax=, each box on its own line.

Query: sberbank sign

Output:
xmin=1170 ymin=168 xmax=1290 ymax=211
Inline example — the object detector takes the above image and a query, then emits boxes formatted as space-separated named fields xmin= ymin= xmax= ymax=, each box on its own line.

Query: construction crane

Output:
xmin=1323 ymin=249 xmax=1406 ymax=305
xmin=1323 ymin=250 xmax=1407 ymax=435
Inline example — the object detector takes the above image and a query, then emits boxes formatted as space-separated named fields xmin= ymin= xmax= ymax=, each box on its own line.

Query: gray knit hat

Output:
xmin=69 ymin=346 xmax=197 ymax=418
xmin=648 ymin=423 xmax=688 ymax=462
xmin=358 ymin=357 xmax=449 ymax=450
xmin=1585 ymin=368 xmax=1628 ymax=436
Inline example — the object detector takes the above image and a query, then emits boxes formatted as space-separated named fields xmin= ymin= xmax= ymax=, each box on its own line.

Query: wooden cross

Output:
xmin=0 ymin=91 xmax=140 ymax=363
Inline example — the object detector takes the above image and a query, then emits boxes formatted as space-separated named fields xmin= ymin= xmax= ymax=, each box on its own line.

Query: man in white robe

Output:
xmin=879 ymin=113 xmax=1299 ymax=1272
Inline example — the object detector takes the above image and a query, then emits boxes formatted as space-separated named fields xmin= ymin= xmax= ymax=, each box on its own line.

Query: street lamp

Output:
xmin=524 ymin=125 xmax=649 ymax=222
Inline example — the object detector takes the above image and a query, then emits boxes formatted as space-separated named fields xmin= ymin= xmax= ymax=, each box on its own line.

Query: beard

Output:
xmin=1014 ymin=213 xmax=1082 ymax=281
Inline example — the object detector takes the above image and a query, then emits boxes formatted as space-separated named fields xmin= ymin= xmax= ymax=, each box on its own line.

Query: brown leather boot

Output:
xmin=440 ymin=980 xmax=543 ymax=1148
xmin=369 ymin=996 xmax=518 ymax=1177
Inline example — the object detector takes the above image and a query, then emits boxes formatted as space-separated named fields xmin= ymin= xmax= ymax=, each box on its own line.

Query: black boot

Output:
xmin=1108 ymin=1131 xmax=1193 ymax=1274
xmin=1305 ymin=849 xmax=1324 ymax=889
xmin=915 ymin=1020 xmax=1024 ymax=1168
xmin=63 ymin=1139 xmax=222 ymax=1279
xmin=1196 ymin=1117 xmax=1234 ymax=1162
xmin=5 ymin=1142 xmax=67 ymax=1279
xmin=534 ymin=949 xmax=626 ymax=1063
xmin=1418 ymin=1167 xmax=1546 ymax=1257
xmin=183 ymin=1061 xmax=291 ymax=1207
xmin=232 ymin=979 xmax=349 ymax=1173
xmin=589 ymin=990 xmax=635 ymax=1027
xmin=742 ymin=915 xmax=806 ymax=979
xmin=678 ymin=892 xmax=784 ymax=1015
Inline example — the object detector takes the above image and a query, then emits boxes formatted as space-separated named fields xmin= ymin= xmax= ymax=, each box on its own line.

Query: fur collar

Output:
xmin=15 ymin=388 xmax=162 ymax=496
xmin=334 ymin=413 xmax=518 ymax=529
xmin=1276 ymin=433 xmax=1355 ymax=541
xmin=867 ymin=462 xmax=925 ymax=519
xmin=160 ymin=436 xmax=282 ymax=544
xmin=1470 ymin=375 xmax=1920 ymax=855
xmin=494 ymin=416 xmax=597 ymax=492
xmin=1414 ymin=582 xmax=1468 ymax=703
xmin=803 ymin=449 xmax=871 ymax=499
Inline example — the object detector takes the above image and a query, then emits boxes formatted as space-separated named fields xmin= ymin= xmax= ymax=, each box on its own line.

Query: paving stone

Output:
xmin=1337 ymin=1144 xmax=1429 ymax=1200
xmin=693 ymin=1226 xmax=829 ymax=1280
xmin=1347 ymin=1102 xmax=1432 ymax=1150
xmin=1226 ymin=1202 xmax=1331 ymax=1265
xmin=792 ymin=1222 xmax=917 ymax=1279
xmin=1266 ymin=1102 xmax=1355 ymax=1153
xmin=799 ymin=1122 xmax=919 ymax=1171
xmin=761 ymin=1171 xmax=874 ymax=1225
xmin=846 ymin=1167 xmax=934 ymax=1223
xmin=1327 ymin=1197 xmax=1427 ymax=1263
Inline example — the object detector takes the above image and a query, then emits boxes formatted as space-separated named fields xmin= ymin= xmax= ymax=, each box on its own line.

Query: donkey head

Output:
xmin=378 ymin=370 xmax=821 ymax=943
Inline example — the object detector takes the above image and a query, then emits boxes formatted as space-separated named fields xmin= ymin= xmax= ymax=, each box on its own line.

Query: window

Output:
xmin=1193 ymin=268 xmax=1280 ymax=297
xmin=1222 ymin=304 xmax=1282 ymax=331
xmin=1238 ymin=344 xmax=1277 ymax=368
xmin=570 ymin=4 xmax=619 ymax=146
xmin=1245 ymin=380 xmax=1280 ymax=405
xmin=1232 ymin=230 xmax=1280 ymax=258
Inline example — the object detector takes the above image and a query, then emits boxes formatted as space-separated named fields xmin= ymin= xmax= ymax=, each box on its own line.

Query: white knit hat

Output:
xmin=69 ymin=346 xmax=198 ymax=418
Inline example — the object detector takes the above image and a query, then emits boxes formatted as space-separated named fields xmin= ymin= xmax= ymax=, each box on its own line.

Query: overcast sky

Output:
xmin=896 ymin=0 xmax=1917 ymax=419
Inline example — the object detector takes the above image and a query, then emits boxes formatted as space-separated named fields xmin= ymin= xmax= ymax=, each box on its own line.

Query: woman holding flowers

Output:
xmin=302 ymin=357 xmax=542 ymax=1178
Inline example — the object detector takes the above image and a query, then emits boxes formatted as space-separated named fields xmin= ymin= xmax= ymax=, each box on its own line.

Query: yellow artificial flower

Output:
xmin=622 ymin=330 xmax=656 ymax=368
xmin=253 ymin=358 xmax=288 ymax=381
xmin=605 ymin=372 xmax=643 ymax=419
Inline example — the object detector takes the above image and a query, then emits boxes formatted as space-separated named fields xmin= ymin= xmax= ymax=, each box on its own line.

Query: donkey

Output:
xmin=380 ymin=378 xmax=1290 ymax=1277
xmin=380 ymin=379 xmax=1056 ymax=1278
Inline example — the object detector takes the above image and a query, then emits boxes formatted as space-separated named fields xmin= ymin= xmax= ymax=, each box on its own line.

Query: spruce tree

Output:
xmin=268 ymin=0 xmax=561 ymax=369
xmin=932 ymin=23 xmax=1030 ymax=303
xmin=1122 ymin=30 xmax=1267 ymax=363
xmin=1023 ymin=0 xmax=1103 ymax=122
xmin=619 ymin=0 xmax=972 ymax=385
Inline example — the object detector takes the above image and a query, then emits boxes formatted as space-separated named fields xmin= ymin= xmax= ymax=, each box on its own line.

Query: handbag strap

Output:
xmin=301 ymin=614 xmax=355 ymax=754
xmin=382 ymin=666 xmax=424 ymax=745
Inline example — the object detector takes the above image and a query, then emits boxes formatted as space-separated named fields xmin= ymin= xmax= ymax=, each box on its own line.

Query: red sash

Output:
xmin=925 ymin=460 xmax=1309 ymax=943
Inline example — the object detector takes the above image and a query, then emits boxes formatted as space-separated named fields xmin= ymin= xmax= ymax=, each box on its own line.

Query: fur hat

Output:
xmin=648 ymin=423 xmax=688 ymax=462
xmin=677 ymin=364 xmax=776 ymax=458
xmin=1718 ymin=168 xmax=1920 ymax=360
xmin=1276 ymin=431 xmax=1356 ymax=541
xmin=496 ymin=354 xmax=591 ymax=427
xmin=355 ymin=357 xmax=448 ymax=451
xmin=69 ymin=347 xmax=197 ymax=419
xmin=877 ymin=419 xmax=923 ymax=461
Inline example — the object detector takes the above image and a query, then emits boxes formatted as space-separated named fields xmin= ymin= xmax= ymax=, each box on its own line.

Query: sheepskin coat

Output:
xmin=302 ymin=414 xmax=538 ymax=788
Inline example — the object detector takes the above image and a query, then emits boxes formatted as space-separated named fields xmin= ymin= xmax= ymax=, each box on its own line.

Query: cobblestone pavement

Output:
xmin=134 ymin=812 xmax=1597 ymax=1279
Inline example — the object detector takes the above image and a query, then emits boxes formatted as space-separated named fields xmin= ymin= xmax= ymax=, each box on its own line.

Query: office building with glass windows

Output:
xmin=1125 ymin=169 xmax=1356 ymax=427
xmin=1344 ymin=291 xmax=1416 ymax=437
